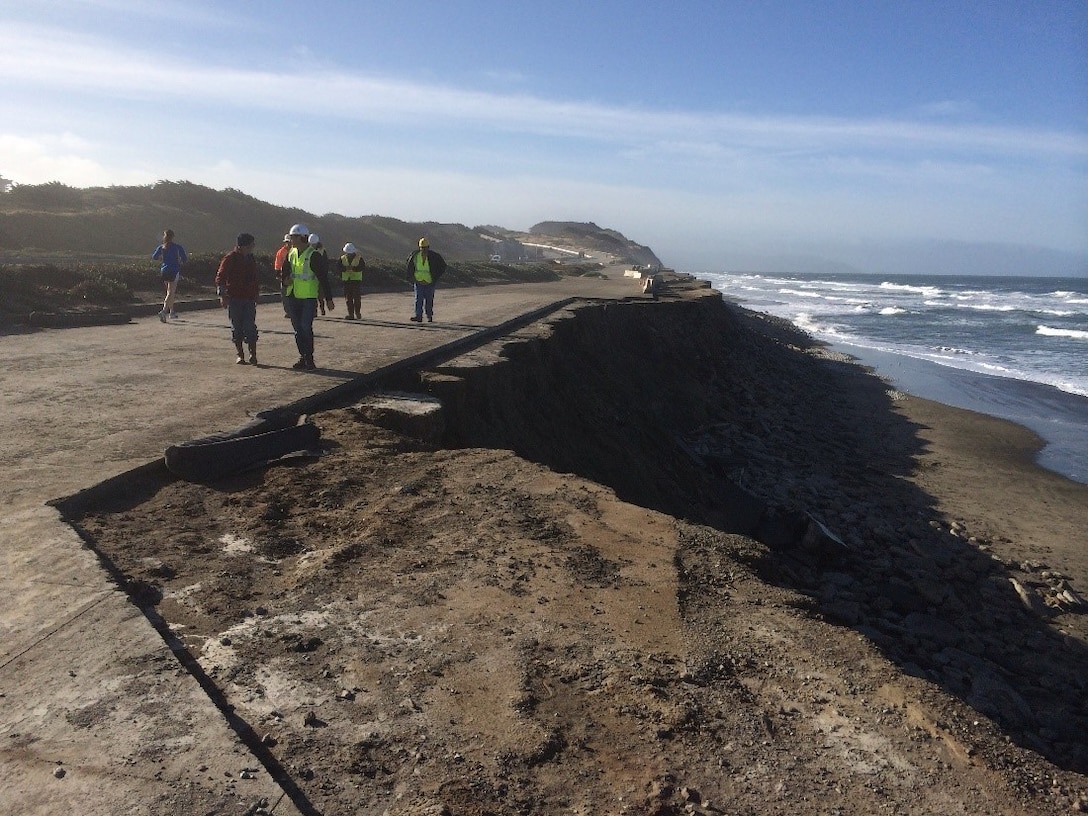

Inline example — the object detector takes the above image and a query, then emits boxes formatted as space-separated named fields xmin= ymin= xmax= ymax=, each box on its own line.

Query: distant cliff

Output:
xmin=530 ymin=221 xmax=663 ymax=268
xmin=0 ymin=181 xmax=663 ymax=267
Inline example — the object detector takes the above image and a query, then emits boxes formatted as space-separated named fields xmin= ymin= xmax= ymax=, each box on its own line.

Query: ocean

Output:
xmin=697 ymin=271 xmax=1088 ymax=485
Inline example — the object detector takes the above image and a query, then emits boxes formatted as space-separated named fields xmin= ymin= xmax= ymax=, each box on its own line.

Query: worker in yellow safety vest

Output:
xmin=404 ymin=237 xmax=447 ymax=323
xmin=337 ymin=242 xmax=366 ymax=320
xmin=279 ymin=223 xmax=334 ymax=369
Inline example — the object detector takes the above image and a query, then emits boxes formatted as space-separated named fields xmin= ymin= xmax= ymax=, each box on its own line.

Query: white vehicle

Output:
xmin=489 ymin=254 xmax=502 ymax=262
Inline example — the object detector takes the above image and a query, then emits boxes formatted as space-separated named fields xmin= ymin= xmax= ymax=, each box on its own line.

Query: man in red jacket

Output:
xmin=215 ymin=232 xmax=261 ymax=365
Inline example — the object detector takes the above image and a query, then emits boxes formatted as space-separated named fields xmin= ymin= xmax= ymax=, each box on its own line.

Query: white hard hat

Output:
xmin=288 ymin=223 xmax=309 ymax=236
xmin=308 ymin=233 xmax=321 ymax=245
xmin=343 ymin=243 xmax=358 ymax=254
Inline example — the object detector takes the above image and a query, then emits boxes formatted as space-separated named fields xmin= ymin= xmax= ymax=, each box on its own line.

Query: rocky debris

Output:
xmin=350 ymin=392 xmax=446 ymax=444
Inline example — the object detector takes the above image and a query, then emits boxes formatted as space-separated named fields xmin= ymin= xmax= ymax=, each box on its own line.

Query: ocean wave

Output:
xmin=878 ymin=281 xmax=942 ymax=296
xmin=793 ymin=312 xmax=850 ymax=339
xmin=934 ymin=346 xmax=979 ymax=355
xmin=705 ymin=273 xmax=1088 ymax=402
xmin=950 ymin=302 xmax=1016 ymax=312
xmin=1037 ymin=325 xmax=1088 ymax=340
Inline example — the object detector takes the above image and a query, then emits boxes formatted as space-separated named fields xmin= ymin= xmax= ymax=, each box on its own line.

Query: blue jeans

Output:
xmin=286 ymin=296 xmax=317 ymax=358
xmin=413 ymin=282 xmax=436 ymax=319
xmin=227 ymin=299 xmax=258 ymax=346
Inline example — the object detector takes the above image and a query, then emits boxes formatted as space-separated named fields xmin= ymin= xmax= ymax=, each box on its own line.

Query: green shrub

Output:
xmin=69 ymin=274 xmax=130 ymax=303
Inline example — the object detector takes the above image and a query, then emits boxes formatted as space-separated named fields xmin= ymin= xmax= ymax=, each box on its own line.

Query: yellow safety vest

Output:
xmin=288 ymin=246 xmax=319 ymax=299
xmin=340 ymin=254 xmax=364 ymax=282
xmin=413 ymin=252 xmax=432 ymax=284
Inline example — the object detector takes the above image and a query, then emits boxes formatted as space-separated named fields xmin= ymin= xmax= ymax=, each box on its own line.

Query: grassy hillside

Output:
xmin=0 ymin=181 xmax=662 ymax=269
xmin=0 ymin=181 xmax=498 ymax=260
xmin=0 ymin=180 xmax=665 ymax=322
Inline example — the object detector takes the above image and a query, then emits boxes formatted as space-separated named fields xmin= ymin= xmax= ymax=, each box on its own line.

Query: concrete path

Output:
xmin=0 ymin=275 xmax=641 ymax=815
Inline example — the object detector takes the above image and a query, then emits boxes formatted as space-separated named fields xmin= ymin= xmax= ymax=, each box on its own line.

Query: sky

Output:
xmin=1 ymin=0 xmax=1086 ymax=272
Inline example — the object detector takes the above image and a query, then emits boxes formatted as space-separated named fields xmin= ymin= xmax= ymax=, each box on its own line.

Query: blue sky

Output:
xmin=1 ymin=0 xmax=1085 ymax=272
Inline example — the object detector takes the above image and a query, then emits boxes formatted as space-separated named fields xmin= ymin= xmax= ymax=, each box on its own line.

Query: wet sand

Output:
xmin=835 ymin=343 xmax=1088 ymax=485
xmin=890 ymin=389 xmax=1088 ymax=642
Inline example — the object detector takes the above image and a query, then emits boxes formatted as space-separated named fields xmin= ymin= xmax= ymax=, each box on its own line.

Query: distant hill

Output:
xmin=531 ymin=221 xmax=661 ymax=266
xmin=475 ymin=221 xmax=662 ymax=268
xmin=0 ymin=181 xmax=662 ymax=266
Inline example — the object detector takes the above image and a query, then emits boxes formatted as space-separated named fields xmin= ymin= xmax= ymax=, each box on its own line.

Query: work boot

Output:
xmin=234 ymin=342 xmax=246 ymax=365
xmin=248 ymin=343 xmax=257 ymax=365
xmin=304 ymin=357 xmax=317 ymax=370
xmin=292 ymin=357 xmax=307 ymax=369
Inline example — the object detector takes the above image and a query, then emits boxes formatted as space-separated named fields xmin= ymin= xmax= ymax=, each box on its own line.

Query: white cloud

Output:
xmin=1 ymin=21 xmax=1084 ymax=162
xmin=0 ymin=132 xmax=148 ymax=187
xmin=2 ymin=18 xmax=1085 ymax=265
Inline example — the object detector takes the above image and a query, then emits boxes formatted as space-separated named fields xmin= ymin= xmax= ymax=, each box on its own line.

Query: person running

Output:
xmin=337 ymin=242 xmax=365 ymax=320
xmin=405 ymin=237 xmax=446 ymax=323
xmin=151 ymin=229 xmax=187 ymax=321
xmin=215 ymin=233 xmax=261 ymax=365
xmin=280 ymin=223 xmax=334 ymax=370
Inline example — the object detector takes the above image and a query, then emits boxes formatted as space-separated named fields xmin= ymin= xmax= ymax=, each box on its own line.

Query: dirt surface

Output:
xmin=62 ymin=285 xmax=1088 ymax=815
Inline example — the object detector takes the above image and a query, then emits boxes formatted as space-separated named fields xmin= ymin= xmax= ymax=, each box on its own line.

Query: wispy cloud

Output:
xmin=2 ymin=22 xmax=1084 ymax=162
xmin=0 ymin=132 xmax=144 ymax=185
xmin=2 ymin=17 xmax=1085 ymax=263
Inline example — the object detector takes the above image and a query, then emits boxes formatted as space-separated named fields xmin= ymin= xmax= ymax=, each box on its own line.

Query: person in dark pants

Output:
xmin=274 ymin=233 xmax=291 ymax=318
xmin=280 ymin=223 xmax=334 ymax=369
xmin=405 ymin=237 xmax=446 ymax=323
xmin=308 ymin=234 xmax=334 ymax=316
xmin=215 ymin=233 xmax=260 ymax=365
xmin=337 ymin=242 xmax=365 ymax=320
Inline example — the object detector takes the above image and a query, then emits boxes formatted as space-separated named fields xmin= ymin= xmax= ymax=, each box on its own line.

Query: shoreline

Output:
xmin=886 ymin=388 xmax=1088 ymax=640
xmin=830 ymin=340 xmax=1088 ymax=486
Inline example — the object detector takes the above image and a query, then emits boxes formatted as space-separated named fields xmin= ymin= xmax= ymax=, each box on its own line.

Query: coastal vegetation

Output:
xmin=0 ymin=179 xmax=660 ymax=264
xmin=0 ymin=180 xmax=662 ymax=319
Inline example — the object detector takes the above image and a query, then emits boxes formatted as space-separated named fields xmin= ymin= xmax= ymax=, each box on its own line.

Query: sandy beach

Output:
xmin=891 ymin=391 xmax=1088 ymax=641
xmin=836 ymin=343 xmax=1088 ymax=487
xmin=41 ymin=278 xmax=1088 ymax=814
